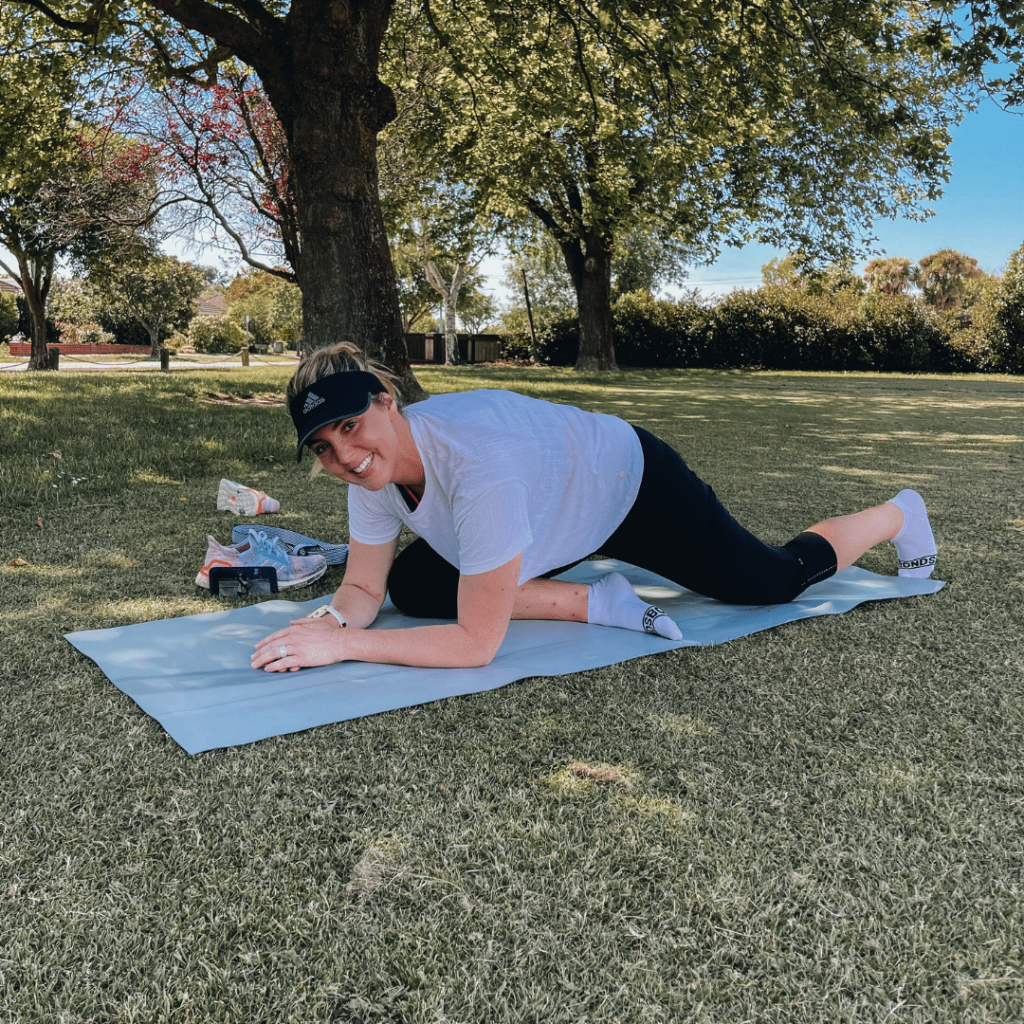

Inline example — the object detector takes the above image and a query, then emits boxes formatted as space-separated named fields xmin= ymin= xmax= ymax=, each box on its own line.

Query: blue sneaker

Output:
xmin=196 ymin=530 xmax=327 ymax=590
xmin=231 ymin=525 xmax=349 ymax=566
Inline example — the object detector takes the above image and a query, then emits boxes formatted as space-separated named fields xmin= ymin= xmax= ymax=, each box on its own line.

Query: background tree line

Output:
xmin=6 ymin=237 xmax=1024 ymax=376
xmin=0 ymin=263 xmax=306 ymax=356
xmin=497 ymin=243 xmax=1024 ymax=375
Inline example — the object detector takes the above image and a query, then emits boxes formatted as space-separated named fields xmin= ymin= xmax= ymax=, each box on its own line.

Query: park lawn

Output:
xmin=1 ymin=365 xmax=1022 ymax=1023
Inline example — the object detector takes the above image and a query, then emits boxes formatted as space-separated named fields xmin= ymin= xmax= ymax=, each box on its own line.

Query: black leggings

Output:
xmin=387 ymin=425 xmax=837 ymax=618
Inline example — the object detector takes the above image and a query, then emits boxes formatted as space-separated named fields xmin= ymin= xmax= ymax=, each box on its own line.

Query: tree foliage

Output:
xmin=863 ymin=256 xmax=915 ymax=296
xmin=95 ymin=255 xmax=204 ymax=356
xmin=10 ymin=0 xmax=1021 ymax=383
xmin=915 ymin=248 xmax=983 ymax=311
xmin=117 ymin=64 xmax=299 ymax=283
xmin=761 ymin=254 xmax=864 ymax=296
xmin=6 ymin=0 xmax=420 ymax=391
xmin=395 ymin=0 xmax=967 ymax=370
xmin=224 ymin=268 xmax=302 ymax=348
xmin=989 ymin=242 xmax=1024 ymax=372
xmin=0 ymin=119 xmax=160 ymax=367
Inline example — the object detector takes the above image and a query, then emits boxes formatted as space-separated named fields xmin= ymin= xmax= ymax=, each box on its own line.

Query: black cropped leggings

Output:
xmin=387 ymin=425 xmax=837 ymax=619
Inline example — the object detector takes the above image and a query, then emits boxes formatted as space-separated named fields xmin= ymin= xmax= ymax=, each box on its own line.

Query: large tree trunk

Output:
xmin=560 ymin=229 xmax=617 ymax=372
xmin=262 ymin=0 xmax=424 ymax=399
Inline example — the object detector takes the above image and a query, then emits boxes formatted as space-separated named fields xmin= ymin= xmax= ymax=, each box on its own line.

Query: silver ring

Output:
xmin=279 ymin=644 xmax=287 ymax=659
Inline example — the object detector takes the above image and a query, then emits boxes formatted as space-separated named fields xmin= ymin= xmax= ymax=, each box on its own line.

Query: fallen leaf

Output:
xmin=35 ymin=519 xmax=43 ymax=528
xmin=8 ymin=558 xmax=29 ymax=567
xmin=50 ymin=451 xmax=62 ymax=459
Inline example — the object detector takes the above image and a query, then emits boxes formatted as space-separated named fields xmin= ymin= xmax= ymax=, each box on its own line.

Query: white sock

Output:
xmin=888 ymin=489 xmax=937 ymax=578
xmin=587 ymin=572 xmax=683 ymax=641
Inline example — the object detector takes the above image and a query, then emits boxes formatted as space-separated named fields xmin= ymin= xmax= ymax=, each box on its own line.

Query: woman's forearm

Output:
xmin=254 ymin=554 xmax=522 ymax=672
xmin=332 ymin=621 xmax=507 ymax=668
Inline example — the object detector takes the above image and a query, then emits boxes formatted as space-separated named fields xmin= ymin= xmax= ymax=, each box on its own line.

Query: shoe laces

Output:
xmin=246 ymin=529 xmax=289 ymax=560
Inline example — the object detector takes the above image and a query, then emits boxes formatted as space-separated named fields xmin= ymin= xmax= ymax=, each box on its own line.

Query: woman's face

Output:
xmin=306 ymin=395 xmax=404 ymax=490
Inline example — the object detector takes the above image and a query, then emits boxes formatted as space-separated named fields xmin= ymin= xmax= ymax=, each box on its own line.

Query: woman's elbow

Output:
xmin=460 ymin=630 xmax=505 ymax=668
xmin=465 ymin=643 xmax=500 ymax=668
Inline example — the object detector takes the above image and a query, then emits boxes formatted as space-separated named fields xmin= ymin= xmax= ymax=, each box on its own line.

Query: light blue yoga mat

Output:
xmin=64 ymin=559 xmax=944 ymax=755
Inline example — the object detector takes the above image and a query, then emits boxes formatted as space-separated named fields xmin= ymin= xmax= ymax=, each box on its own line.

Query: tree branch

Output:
xmin=14 ymin=0 xmax=101 ymax=35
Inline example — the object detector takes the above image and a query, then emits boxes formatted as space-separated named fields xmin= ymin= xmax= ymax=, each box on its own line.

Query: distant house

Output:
xmin=0 ymin=279 xmax=19 ymax=294
xmin=196 ymin=294 xmax=228 ymax=316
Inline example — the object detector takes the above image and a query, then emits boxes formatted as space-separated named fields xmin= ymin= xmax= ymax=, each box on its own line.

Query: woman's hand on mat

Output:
xmin=251 ymin=622 xmax=348 ymax=672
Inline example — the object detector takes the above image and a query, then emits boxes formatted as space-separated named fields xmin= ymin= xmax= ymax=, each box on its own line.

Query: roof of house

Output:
xmin=0 ymin=279 xmax=19 ymax=294
xmin=197 ymin=294 xmax=229 ymax=316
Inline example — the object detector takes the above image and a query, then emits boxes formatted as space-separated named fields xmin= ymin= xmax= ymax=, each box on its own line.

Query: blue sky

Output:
xmin=684 ymin=97 xmax=1024 ymax=296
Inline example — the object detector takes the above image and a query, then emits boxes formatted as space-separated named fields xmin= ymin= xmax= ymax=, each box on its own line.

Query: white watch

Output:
xmin=310 ymin=604 xmax=347 ymax=627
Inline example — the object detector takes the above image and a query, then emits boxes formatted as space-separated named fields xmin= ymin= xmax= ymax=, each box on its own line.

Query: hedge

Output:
xmin=501 ymin=289 xmax=1015 ymax=374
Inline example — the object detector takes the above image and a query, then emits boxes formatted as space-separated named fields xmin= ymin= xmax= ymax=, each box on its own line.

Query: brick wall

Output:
xmin=9 ymin=342 xmax=152 ymax=355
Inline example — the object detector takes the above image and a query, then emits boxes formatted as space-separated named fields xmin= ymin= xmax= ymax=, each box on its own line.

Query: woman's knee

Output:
xmin=387 ymin=539 xmax=460 ymax=618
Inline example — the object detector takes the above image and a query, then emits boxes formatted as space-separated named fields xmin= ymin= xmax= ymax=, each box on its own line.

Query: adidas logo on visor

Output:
xmin=303 ymin=392 xmax=325 ymax=415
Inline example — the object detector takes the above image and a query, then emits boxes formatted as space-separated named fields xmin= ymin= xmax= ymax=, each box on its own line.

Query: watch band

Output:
xmin=311 ymin=604 xmax=347 ymax=627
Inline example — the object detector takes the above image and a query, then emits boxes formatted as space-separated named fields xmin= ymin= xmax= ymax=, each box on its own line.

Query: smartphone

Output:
xmin=209 ymin=566 xmax=279 ymax=596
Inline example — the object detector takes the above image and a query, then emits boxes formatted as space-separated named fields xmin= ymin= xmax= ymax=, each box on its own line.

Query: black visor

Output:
xmin=289 ymin=370 xmax=386 ymax=462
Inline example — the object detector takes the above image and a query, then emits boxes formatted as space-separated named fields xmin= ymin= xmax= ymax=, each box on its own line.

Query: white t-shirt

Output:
xmin=348 ymin=390 xmax=643 ymax=584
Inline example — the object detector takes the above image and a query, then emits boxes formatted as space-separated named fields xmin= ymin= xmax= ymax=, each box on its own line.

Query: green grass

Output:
xmin=1 ymin=365 xmax=1023 ymax=1023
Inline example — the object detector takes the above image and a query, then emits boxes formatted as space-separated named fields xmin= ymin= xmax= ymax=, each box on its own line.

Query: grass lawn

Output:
xmin=1 ymin=365 xmax=1022 ymax=1023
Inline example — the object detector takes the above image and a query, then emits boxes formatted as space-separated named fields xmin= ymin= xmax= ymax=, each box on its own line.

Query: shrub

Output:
xmin=856 ymin=292 xmax=941 ymax=372
xmin=55 ymin=320 xmax=115 ymax=346
xmin=708 ymin=288 xmax=871 ymax=371
xmin=989 ymin=244 xmax=1024 ymax=373
xmin=613 ymin=291 xmax=712 ymax=368
xmin=0 ymin=290 xmax=18 ymax=340
xmin=188 ymin=314 xmax=245 ymax=353
xmin=497 ymin=283 xmax=1020 ymax=375
xmin=498 ymin=305 xmax=578 ymax=363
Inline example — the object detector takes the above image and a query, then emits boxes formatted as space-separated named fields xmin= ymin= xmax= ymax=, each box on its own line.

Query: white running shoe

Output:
xmin=231 ymin=525 xmax=349 ymax=566
xmin=217 ymin=478 xmax=281 ymax=516
xmin=195 ymin=530 xmax=326 ymax=590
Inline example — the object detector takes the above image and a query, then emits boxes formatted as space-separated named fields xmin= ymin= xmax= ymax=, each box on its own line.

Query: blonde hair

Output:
xmin=287 ymin=341 xmax=403 ymax=409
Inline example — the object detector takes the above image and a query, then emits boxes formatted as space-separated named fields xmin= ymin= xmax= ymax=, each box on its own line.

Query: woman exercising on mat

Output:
xmin=252 ymin=342 xmax=936 ymax=673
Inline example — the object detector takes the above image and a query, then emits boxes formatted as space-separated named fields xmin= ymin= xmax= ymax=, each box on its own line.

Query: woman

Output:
xmin=252 ymin=343 xmax=936 ymax=672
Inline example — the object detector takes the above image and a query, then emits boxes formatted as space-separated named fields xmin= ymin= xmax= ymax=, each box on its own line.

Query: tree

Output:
xmin=7 ymin=0 xmax=424 ymax=393
xmin=503 ymin=233 xmax=576 ymax=319
xmin=402 ymin=212 xmax=492 ymax=365
xmin=380 ymin=120 xmax=493 ymax=365
xmin=610 ymin=224 xmax=690 ymax=302
xmin=761 ymin=255 xmax=808 ymax=291
xmin=0 ymin=288 xmax=18 ymax=340
xmin=224 ymin=268 xmax=303 ymax=348
xmin=393 ymin=253 xmax=441 ymax=332
xmin=762 ymin=254 xmax=864 ymax=296
xmin=0 ymin=128 xmax=160 ymax=369
xmin=97 ymin=255 xmax=204 ymax=356
xmin=863 ymin=256 xmax=915 ymax=296
xmin=915 ymin=249 xmax=982 ymax=312
xmin=122 ymin=64 xmax=300 ymax=285
xmin=457 ymin=281 xmax=498 ymax=335
xmin=397 ymin=1 xmax=965 ymax=371
xmin=0 ymin=16 xmax=158 ymax=368
xmin=15 ymin=0 xmax=1002 ymax=380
